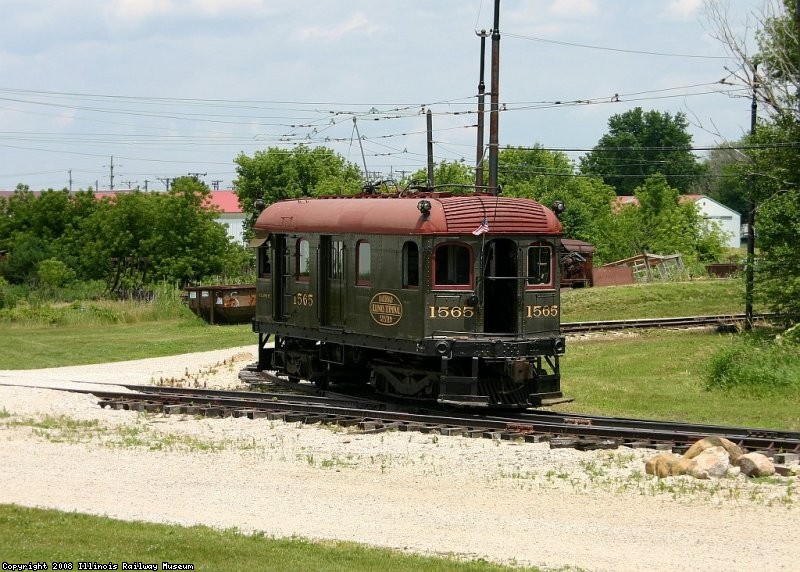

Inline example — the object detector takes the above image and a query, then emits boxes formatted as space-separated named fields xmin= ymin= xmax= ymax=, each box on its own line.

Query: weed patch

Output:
xmin=706 ymin=332 xmax=800 ymax=397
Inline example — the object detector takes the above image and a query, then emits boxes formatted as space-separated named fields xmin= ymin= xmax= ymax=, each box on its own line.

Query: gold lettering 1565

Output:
xmin=428 ymin=306 xmax=475 ymax=319
xmin=525 ymin=304 xmax=559 ymax=318
xmin=293 ymin=293 xmax=314 ymax=306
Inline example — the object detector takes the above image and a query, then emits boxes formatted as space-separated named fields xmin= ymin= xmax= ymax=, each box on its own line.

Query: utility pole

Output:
xmin=487 ymin=0 xmax=501 ymax=195
xmin=745 ymin=65 xmax=758 ymax=331
xmin=108 ymin=156 xmax=115 ymax=191
xmin=157 ymin=177 xmax=173 ymax=191
xmin=68 ymin=170 xmax=73 ymax=193
xmin=143 ymin=179 xmax=150 ymax=192
xmin=188 ymin=172 xmax=207 ymax=181
xmin=211 ymin=179 xmax=222 ymax=191
xmin=475 ymin=29 xmax=488 ymax=191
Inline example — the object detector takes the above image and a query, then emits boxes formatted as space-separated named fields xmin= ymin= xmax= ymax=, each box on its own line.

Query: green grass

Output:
xmin=0 ymin=280 xmax=795 ymax=568
xmin=0 ymin=279 xmax=746 ymax=369
xmin=0 ymin=319 xmax=253 ymax=369
xmin=0 ymin=504 xmax=535 ymax=572
xmin=561 ymin=279 xmax=747 ymax=322
xmin=706 ymin=330 xmax=800 ymax=397
xmin=557 ymin=329 xmax=800 ymax=430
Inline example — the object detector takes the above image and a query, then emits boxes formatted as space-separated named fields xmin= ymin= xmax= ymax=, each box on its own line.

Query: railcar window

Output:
xmin=356 ymin=241 xmax=371 ymax=285
xmin=526 ymin=244 xmax=553 ymax=287
xmin=259 ymin=242 xmax=271 ymax=277
xmin=402 ymin=241 xmax=419 ymax=288
xmin=434 ymin=243 xmax=471 ymax=288
xmin=330 ymin=240 xmax=344 ymax=280
xmin=296 ymin=239 xmax=310 ymax=281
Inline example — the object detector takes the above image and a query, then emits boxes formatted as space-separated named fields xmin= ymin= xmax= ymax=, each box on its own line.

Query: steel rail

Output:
xmin=88 ymin=386 xmax=800 ymax=453
xmin=561 ymin=313 xmax=770 ymax=333
xmin=482 ymin=410 xmax=800 ymax=452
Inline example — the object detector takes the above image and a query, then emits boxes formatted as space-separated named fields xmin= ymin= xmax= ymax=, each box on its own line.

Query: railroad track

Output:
xmin=561 ymin=313 xmax=769 ymax=333
xmin=82 ymin=374 xmax=800 ymax=455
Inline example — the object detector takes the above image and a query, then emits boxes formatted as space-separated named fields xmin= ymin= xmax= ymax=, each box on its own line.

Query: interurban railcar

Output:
xmin=250 ymin=192 xmax=565 ymax=408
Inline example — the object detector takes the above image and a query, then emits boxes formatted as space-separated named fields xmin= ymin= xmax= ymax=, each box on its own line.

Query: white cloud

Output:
xmin=105 ymin=0 xmax=267 ymax=24
xmin=662 ymin=0 xmax=704 ymax=21
xmin=549 ymin=0 xmax=599 ymax=18
xmin=189 ymin=0 xmax=265 ymax=17
xmin=105 ymin=0 xmax=174 ymax=23
xmin=298 ymin=12 xmax=378 ymax=42
xmin=55 ymin=109 xmax=77 ymax=129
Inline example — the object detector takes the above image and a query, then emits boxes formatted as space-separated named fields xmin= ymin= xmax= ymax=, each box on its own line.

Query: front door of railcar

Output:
xmin=320 ymin=235 xmax=345 ymax=327
xmin=482 ymin=238 xmax=519 ymax=333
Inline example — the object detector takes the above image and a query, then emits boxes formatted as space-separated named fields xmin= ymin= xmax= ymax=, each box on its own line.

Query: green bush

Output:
xmin=37 ymin=258 xmax=76 ymax=288
xmin=0 ymin=277 xmax=15 ymax=310
xmin=706 ymin=331 xmax=800 ymax=397
xmin=0 ymin=303 xmax=65 ymax=325
xmin=0 ymin=283 xmax=193 ymax=326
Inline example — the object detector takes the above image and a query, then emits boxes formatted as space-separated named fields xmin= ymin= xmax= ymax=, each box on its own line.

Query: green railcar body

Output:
xmin=251 ymin=193 xmax=565 ymax=408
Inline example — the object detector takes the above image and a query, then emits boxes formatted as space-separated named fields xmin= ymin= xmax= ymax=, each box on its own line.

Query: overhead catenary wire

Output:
xmin=0 ymin=76 xmax=764 ymax=189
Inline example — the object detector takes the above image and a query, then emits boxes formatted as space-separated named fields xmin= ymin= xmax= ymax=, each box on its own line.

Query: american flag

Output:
xmin=472 ymin=218 xmax=490 ymax=236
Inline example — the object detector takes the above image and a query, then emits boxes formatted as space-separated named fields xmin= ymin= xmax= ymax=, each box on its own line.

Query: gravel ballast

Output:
xmin=1 ymin=346 xmax=798 ymax=571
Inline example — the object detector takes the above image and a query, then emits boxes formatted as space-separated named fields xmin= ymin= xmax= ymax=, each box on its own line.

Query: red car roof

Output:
xmin=254 ymin=194 xmax=562 ymax=236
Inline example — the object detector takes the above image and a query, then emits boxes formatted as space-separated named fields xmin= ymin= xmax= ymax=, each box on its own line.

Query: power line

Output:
xmin=504 ymin=32 xmax=732 ymax=60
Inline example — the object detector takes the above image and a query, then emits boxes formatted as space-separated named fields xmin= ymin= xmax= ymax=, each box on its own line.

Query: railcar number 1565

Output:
xmin=428 ymin=305 xmax=475 ymax=319
xmin=427 ymin=305 xmax=560 ymax=319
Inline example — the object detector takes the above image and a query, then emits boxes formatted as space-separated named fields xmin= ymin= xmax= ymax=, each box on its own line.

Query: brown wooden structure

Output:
xmin=184 ymin=284 xmax=256 ymax=325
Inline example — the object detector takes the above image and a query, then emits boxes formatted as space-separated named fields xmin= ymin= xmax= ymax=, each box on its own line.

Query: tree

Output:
xmin=580 ymin=107 xmax=707 ymax=195
xmin=0 ymin=179 xmax=250 ymax=289
xmin=405 ymin=159 xmax=475 ymax=191
xmin=705 ymin=0 xmax=800 ymax=323
xmin=733 ymin=120 xmax=800 ymax=323
xmin=599 ymin=175 xmax=727 ymax=264
xmin=755 ymin=183 xmax=800 ymax=323
xmin=693 ymin=145 xmax=750 ymax=215
xmin=499 ymin=145 xmax=576 ymax=197
xmin=234 ymin=146 xmax=363 ymax=235
xmin=89 ymin=177 xmax=250 ymax=286
xmin=0 ymin=186 xmax=77 ymax=283
xmin=705 ymin=0 xmax=800 ymax=121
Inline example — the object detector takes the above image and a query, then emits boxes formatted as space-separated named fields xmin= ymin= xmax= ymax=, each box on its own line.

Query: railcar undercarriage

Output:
xmin=260 ymin=334 xmax=562 ymax=408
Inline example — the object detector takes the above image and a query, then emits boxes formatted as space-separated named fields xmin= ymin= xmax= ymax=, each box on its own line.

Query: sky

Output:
xmin=0 ymin=0 xmax=769 ymax=193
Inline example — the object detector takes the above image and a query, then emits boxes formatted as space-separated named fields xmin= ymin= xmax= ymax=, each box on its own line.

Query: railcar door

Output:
xmin=522 ymin=240 xmax=560 ymax=336
xmin=482 ymin=238 xmax=519 ymax=333
xmin=320 ymin=235 xmax=345 ymax=327
xmin=272 ymin=234 xmax=289 ymax=322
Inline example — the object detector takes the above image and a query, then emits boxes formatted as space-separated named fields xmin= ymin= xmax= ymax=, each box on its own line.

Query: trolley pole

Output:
xmin=487 ymin=0 xmax=501 ymax=196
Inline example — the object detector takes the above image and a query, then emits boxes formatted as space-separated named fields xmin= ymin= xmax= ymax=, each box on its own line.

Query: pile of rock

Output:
xmin=645 ymin=436 xmax=798 ymax=479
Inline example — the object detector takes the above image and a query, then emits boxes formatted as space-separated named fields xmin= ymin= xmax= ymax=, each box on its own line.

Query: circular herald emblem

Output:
xmin=369 ymin=292 xmax=403 ymax=326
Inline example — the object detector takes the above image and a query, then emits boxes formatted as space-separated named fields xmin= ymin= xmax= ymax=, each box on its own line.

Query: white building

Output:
xmin=204 ymin=191 xmax=248 ymax=245
xmin=682 ymin=195 xmax=742 ymax=248
xmin=614 ymin=194 xmax=742 ymax=249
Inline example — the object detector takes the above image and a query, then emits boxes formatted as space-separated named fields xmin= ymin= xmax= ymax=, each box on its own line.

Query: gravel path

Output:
xmin=1 ymin=346 xmax=798 ymax=571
